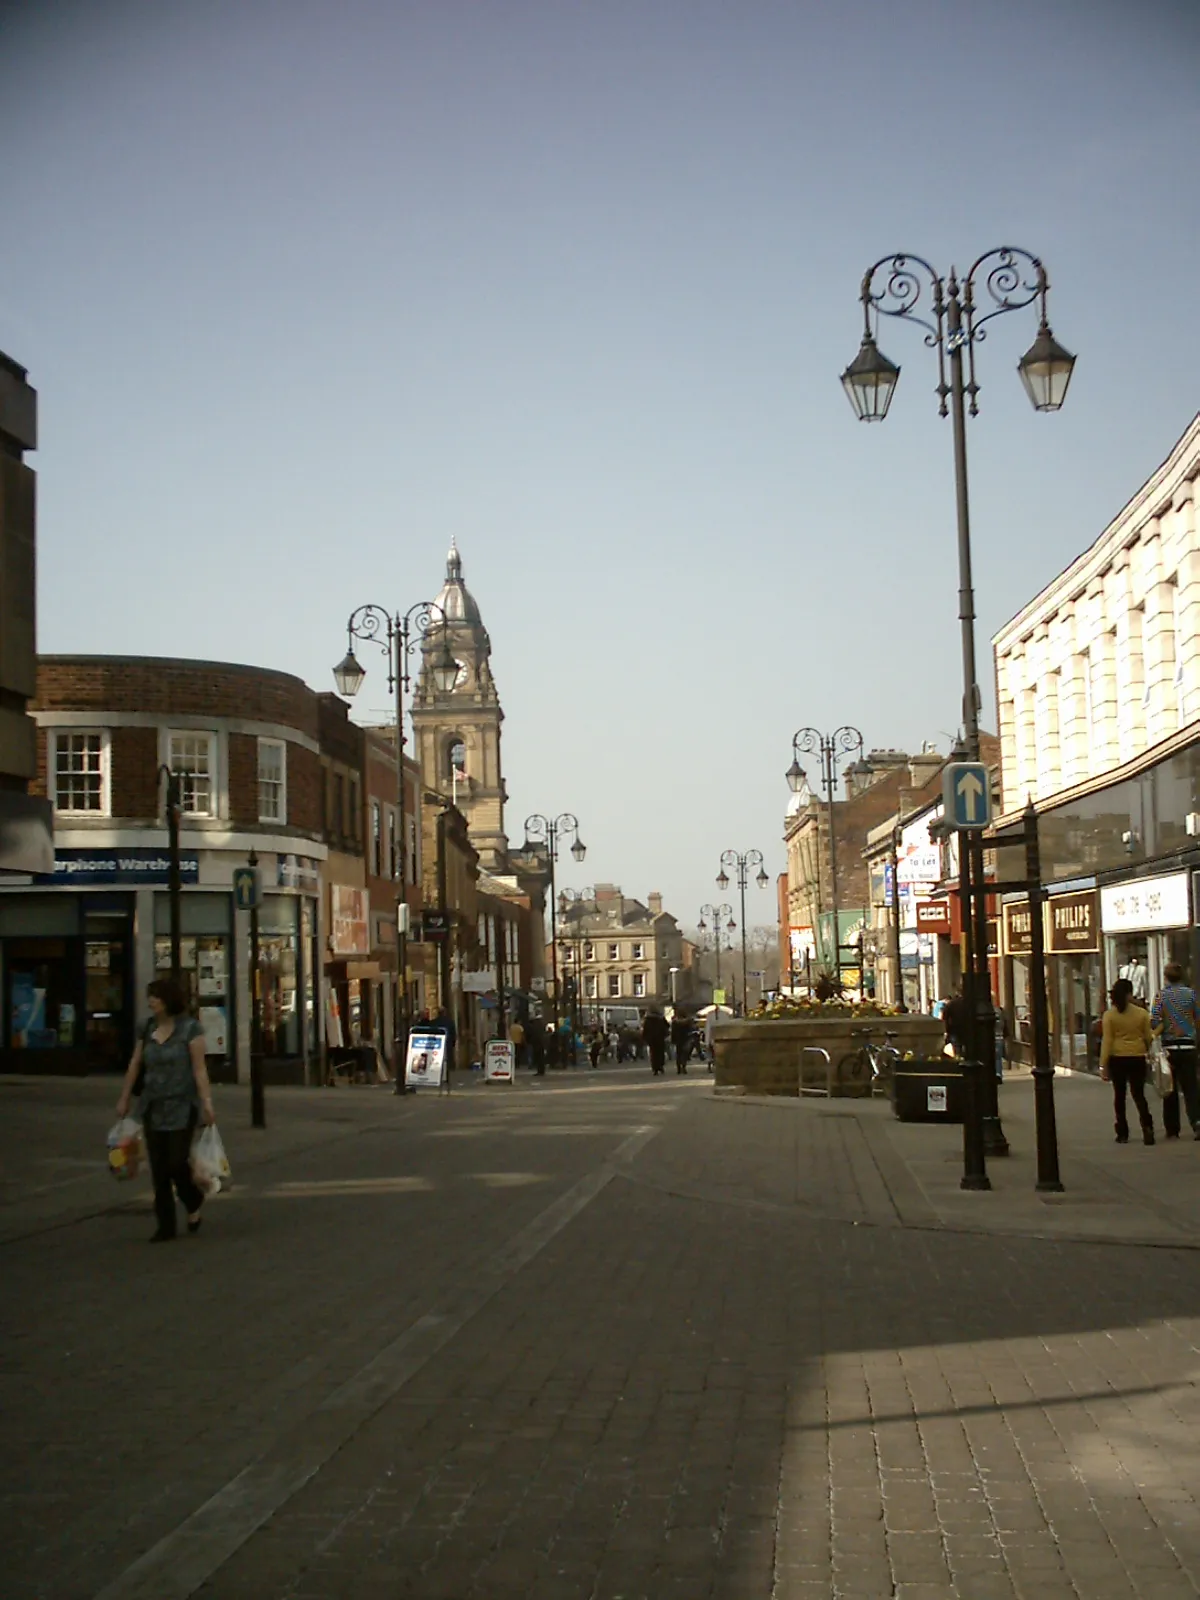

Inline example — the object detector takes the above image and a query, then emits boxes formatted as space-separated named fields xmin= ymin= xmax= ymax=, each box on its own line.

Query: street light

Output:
xmin=524 ymin=813 xmax=586 ymax=1058
xmin=558 ymin=886 xmax=594 ymax=1040
xmin=844 ymin=248 xmax=1071 ymax=1155
xmin=717 ymin=850 xmax=767 ymax=1014
xmin=787 ymin=726 xmax=865 ymax=990
xmin=698 ymin=903 xmax=735 ymax=1009
xmin=332 ymin=599 xmax=457 ymax=1093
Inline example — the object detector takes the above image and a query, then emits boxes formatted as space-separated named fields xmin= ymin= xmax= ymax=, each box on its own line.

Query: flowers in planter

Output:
xmin=750 ymin=996 xmax=904 ymax=1020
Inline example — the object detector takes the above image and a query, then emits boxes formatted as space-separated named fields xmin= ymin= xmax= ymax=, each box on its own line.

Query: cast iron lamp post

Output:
xmin=697 ymin=903 xmax=735 ymax=1008
xmin=716 ymin=851 xmax=768 ymax=1014
xmin=333 ymin=601 xmax=458 ymax=1093
xmin=786 ymin=726 xmax=865 ymax=990
xmin=842 ymin=247 xmax=1074 ymax=1154
xmin=558 ymin=887 xmax=594 ymax=1040
xmin=525 ymin=814 xmax=586 ymax=1053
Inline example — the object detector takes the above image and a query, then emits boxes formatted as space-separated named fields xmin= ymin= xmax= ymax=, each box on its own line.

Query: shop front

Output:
xmin=1100 ymin=869 xmax=1192 ymax=1007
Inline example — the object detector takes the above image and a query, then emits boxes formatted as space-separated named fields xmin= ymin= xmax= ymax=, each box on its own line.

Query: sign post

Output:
xmin=484 ymin=1038 xmax=515 ymax=1084
xmin=234 ymin=859 xmax=265 ymax=1128
xmin=943 ymin=762 xmax=991 ymax=830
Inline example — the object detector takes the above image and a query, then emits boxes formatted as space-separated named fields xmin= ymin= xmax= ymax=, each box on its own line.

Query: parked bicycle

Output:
xmin=836 ymin=1026 xmax=901 ymax=1096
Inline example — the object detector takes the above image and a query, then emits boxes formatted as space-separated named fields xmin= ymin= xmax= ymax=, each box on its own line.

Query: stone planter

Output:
xmin=712 ymin=1014 xmax=946 ymax=1097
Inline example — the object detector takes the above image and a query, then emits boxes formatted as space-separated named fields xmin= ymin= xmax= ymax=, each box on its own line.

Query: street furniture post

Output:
xmin=1024 ymin=801 xmax=1063 ymax=1191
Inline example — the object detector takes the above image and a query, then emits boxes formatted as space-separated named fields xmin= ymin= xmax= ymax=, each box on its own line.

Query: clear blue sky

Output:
xmin=3 ymin=0 xmax=1198 ymax=932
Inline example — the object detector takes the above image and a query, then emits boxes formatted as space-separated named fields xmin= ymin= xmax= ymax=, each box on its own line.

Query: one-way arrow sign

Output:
xmin=943 ymin=762 xmax=991 ymax=830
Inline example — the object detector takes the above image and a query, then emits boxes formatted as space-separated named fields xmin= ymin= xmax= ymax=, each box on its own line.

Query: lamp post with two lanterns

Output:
xmin=697 ymin=903 xmax=736 ymax=1009
xmin=557 ymin=886 xmax=594 ymax=1043
xmin=785 ymin=726 xmax=868 ymax=991
xmin=841 ymin=246 xmax=1075 ymax=1154
xmin=332 ymin=602 xmax=459 ymax=1092
xmin=524 ymin=814 xmax=587 ymax=1054
xmin=716 ymin=851 xmax=769 ymax=1015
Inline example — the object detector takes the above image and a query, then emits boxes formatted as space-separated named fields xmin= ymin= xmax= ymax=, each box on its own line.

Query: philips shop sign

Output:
xmin=35 ymin=848 xmax=200 ymax=886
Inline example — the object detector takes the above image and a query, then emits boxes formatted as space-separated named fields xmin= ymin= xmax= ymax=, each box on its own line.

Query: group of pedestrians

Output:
xmin=1099 ymin=962 xmax=1200 ymax=1145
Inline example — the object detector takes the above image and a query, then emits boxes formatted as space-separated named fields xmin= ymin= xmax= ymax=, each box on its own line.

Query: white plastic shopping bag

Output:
xmin=107 ymin=1117 xmax=145 ymax=1181
xmin=190 ymin=1124 xmax=232 ymax=1196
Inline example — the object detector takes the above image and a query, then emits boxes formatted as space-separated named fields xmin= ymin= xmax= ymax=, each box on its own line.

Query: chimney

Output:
xmin=648 ymin=891 xmax=663 ymax=917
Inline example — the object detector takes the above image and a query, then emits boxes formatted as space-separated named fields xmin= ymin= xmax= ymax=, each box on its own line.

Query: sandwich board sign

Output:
xmin=405 ymin=1030 xmax=446 ymax=1089
xmin=484 ymin=1038 xmax=515 ymax=1083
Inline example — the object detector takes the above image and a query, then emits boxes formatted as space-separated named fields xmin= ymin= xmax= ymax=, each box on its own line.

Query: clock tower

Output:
xmin=412 ymin=541 xmax=509 ymax=870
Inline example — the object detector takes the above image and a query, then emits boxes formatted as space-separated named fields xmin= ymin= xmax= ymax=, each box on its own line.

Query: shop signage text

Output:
xmin=35 ymin=847 xmax=200 ymax=886
xmin=1003 ymin=901 xmax=1033 ymax=955
xmin=1047 ymin=890 xmax=1099 ymax=953
xmin=1100 ymin=872 xmax=1189 ymax=934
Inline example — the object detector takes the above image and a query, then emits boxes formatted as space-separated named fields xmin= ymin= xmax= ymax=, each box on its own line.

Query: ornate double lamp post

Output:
xmin=786 ymin=726 xmax=867 ymax=990
xmin=697 ymin=903 xmax=736 ymax=1008
xmin=524 ymin=814 xmax=586 ymax=1048
xmin=716 ymin=851 xmax=769 ymax=1014
xmin=558 ymin=886 xmax=594 ymax=1039
xmin=333 ymin=602 xmax=458 ymax=1092
xmin=842 ymin=247 xmax=1075 ymax=1154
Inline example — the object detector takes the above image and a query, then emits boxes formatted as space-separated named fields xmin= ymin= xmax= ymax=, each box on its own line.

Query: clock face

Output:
xmin=453 ymin=659 xmax=470 ymax=688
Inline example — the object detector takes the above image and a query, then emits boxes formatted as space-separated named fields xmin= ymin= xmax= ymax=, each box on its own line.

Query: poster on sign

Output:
xmin=405 ymin=1031 xmax=447 ymax=1089
xmin=484 ymin=1039 xmax=515 ymax=1083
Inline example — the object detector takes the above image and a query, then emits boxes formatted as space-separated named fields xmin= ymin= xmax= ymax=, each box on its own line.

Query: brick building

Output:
xmin=2 ymin=656 xmax=328 ymax=1080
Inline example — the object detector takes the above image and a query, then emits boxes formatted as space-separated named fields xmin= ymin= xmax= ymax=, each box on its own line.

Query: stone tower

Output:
xmin=412 ymin=541 xmax=509 ymax=870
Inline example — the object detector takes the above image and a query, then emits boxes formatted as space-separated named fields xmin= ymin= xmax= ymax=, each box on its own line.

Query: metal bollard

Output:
xmin=959 ymin=1058 xmax=992 ymax=1191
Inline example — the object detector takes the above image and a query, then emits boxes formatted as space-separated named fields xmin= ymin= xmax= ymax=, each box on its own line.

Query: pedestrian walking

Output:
xmin=642 ymin=1008 xmax=668 ymax=1075
xmin=529 ymin=1016 xmax=547 ymax=1076
xmin=589 ymin=1028 xmax=603 ymax=1069
xmin=115 ymin=976 xmax=215 ymax=1243
xmin=1151 ymin=962 xmax=1200 ymax=1140
xmin=508 ymin=1015 xmax=526 ymax=1067
xmin=704 ymin=1007 xmax=717 ymax=1072
xmin=943 ymin=986 xmax=970 ymax=1057
xmin=1100 ymin=977 xmax=1156 ymax=1145
xmin=670 ymin=1012 xmax=692 ymax=1074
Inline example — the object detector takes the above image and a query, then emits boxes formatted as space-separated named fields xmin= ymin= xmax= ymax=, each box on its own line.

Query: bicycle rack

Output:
xmin=799 ymin=1046 xmax=833 ymax=1097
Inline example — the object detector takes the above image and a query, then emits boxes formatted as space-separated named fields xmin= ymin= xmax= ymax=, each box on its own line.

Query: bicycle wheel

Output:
xmin=836 ymin=1049 xmax=870 ymax=1094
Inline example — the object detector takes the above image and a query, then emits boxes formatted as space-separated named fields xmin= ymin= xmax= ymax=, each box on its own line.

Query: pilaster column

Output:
xmin=1113 ymin=560 xmax=1146 ymax=763
xmin=1034 ymin=672 xmax=1062 ymax=798
xmin=1089 ymin=626 xmax=1119 ymax=773
xmin=1143 ymin=578 xmax=1179 ymax=744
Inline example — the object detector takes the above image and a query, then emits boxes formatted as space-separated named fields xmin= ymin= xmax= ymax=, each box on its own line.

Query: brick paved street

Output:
xmin=3 ymin=1068 xmax=1200 ymax=1599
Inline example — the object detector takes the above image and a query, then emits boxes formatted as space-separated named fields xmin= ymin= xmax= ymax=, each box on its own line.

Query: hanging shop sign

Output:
xmin=420 ymin=909 xmax=453 ymax=941
xmin=1003 ymin=900 xmax=1034 ymax=955
xmin=1100 ymin=872 xmax=1189 ymax=934
xmin=330 ymin=885 xmax=370 ymax=955
xmin=34 ymin=847 xmax=200 ymax=886
xmin=1046 ymin=890 xmax=1099 ymax=953
xmin=915 ymin=900 xmax=952 ymax=935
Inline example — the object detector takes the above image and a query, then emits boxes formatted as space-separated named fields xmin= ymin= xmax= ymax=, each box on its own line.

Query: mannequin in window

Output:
xmin=1119 ymin=954 xmax=1149 ymax=1004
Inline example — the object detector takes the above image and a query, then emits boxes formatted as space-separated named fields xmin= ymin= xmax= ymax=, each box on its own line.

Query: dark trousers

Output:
xmin=649 ymin=1042 xmax=666 ymax=1074
xmin=674 ymin=1040 xmax=689 ymax=1072
xmin=1162 ymin=1044 xmax=1200 ymax=1136
xmin=1109 ymin=1057 xmax=1153 ymax=1140
xmin=145 ymin=1111 xmax=204 ymax=1236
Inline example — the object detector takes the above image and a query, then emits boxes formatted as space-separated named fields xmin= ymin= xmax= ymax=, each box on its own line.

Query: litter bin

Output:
xmin=892 ymin=1059 xmax=965 ymax=1124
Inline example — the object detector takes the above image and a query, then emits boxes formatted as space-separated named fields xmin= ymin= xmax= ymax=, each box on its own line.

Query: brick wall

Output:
xmin=289 ymin=746 xmax=321 ymax=835
xmin=228 ymin=733 xmax=258 ymax=827
xmin=111 ymin=725 xmax=158 ymax=817
xmin=35 ymin=656 xmax=319 ymax=736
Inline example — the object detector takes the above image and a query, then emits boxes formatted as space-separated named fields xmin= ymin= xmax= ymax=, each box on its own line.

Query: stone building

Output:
xmin=554 ymin=886 xmax=684 ymax=1016
xmin=0 ymin=353 xmax=51 ymax=875
xmin=992 ymin=411 xmax=1200 ymax=1069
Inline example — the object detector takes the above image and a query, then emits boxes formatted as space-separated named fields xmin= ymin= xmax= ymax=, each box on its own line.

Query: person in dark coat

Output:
xmin=642 ymin=1009 xmax=669 ymax=1075
xmin=943 ymin=987 xmax=970 ymax=1057
xmin=529 ymin=1016 xmax=547 ymax=1076
xmin=670 ymin=1013 xmax=692 ymax=1074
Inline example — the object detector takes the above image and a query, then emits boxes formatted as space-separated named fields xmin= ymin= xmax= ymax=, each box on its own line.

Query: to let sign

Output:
xmin=1047 ymin=890 xmax=1099 ymax=953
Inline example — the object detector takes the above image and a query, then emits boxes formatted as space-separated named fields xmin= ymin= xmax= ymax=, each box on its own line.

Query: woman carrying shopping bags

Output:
xmin=1099 ymin=977 xmax=1156 ymax=1146
xmin=116 ymin=976 xmax=216 ymax=1241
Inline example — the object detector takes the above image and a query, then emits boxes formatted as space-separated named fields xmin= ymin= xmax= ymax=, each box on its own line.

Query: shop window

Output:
xmin=257 ymin=739 xmax=287 ymax=824
xmin=6 ymin=941 xmax=81 ymax=1050
xmin=52 ymin=731 xmax=109 ymax=815
xmin=155 ymin=936 xmax=230 ymax=1057
xmin=167 ymin=731 xmax=216 ymax=817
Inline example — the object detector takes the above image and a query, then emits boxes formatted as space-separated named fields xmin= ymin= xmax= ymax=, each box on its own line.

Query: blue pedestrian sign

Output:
xmin=232 ymin=865 xmax=263 ymax=911
xmin=943 ymin=762 xmax=991 ymax=830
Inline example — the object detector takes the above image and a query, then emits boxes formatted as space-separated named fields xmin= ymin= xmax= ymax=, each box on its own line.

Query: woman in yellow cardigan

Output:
xmin=1099 ymin=977 xmax=1156 ymax=1145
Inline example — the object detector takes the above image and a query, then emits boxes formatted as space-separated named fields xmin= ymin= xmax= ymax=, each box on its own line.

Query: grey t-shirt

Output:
xmin=140 ymin=1017 xmax=203 ymax=1131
